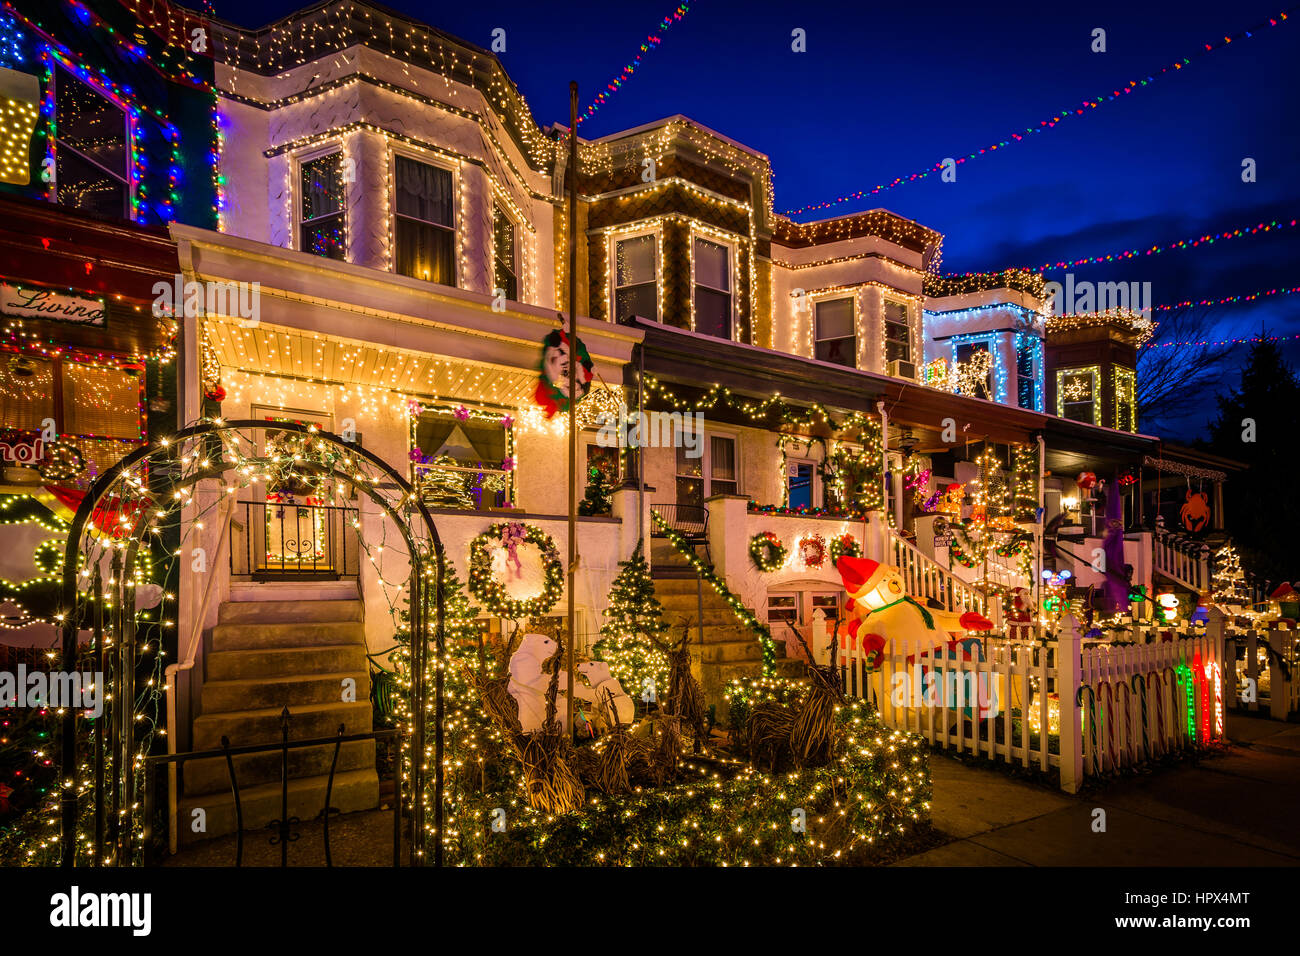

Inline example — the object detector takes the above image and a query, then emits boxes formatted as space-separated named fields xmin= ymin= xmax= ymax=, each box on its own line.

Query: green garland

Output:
xmin=654 ymin=512 xmax=776 ymax=674
xmin=468 ymin=522 xmax=564 ymax=619
xmin=749 ymin=531 xmax=788 ymax=572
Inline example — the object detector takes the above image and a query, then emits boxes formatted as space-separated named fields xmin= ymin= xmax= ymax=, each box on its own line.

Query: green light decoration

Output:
xmin=1175 ymin=658 xmax=1196 ymax=741
xmin=653 ymin=511 xmax=777 ymax=674
xmin=748 ymin=531 xmax=788 ymax=572
xmin=467 ymin=522 xmax=564 ymax=620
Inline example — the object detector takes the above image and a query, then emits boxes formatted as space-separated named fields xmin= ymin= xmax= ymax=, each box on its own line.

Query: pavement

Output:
xmin=895 ymin=712 xmax=1300 ymax=866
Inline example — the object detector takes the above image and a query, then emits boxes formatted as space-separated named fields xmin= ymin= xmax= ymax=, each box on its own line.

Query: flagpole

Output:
xmin=565 ymin=81 xmax=578 ymax=738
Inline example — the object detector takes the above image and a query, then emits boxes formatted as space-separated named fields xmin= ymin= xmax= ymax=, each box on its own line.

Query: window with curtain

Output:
xmin=54 ymin=67 xmax=129 ymax=219
xmin=492 ymin=205 xmax=518 ymax=301
xmin=62 ymin=363 xmax=141 ymax=439
xmin=394 ymin=155 xmax=454 ymax=284
xmin=614 ymin=234 xmax=657 ymax=322
xmin=710 ymin=435 xmax=737 ymax=495
xmin=815 ymin=297 xmax=855 ymax=367
xmin=0 ymin=355 xmax=55 ymax=432
xmin=883 ymin=299 xmax=911 ymax=364
xmin=693 ymin=237 xmax=731 ymax=338
xmin=299 ymin=153 xmax=346 ymax=260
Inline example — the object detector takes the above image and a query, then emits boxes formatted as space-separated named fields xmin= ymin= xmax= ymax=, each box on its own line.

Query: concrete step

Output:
xmin=697 ymin=639 xmax=771 ymax=664
xmin=660 ymin=608 xmax=742 ymax=628
xmin=178 ymin=769 xmax=379 ymax=846
xmin=651 ymin=577 xmax=713 ymax=595
xmin=182 ymin=739 xmax=376 ymax=796
xmin=206 ymin=644 xmax=367 ymax=681
xmin=218 ymin=599 xmax=363 ymax=625
xmin=201 ymin=671 xmax=370 ymax=713
xmin=228 ymin=581 xmax=358 ymax=603
xmin=211 ymin=620 xmax=365 ymax=651
xmin=192 ymin=701 xmax=373 ymax=752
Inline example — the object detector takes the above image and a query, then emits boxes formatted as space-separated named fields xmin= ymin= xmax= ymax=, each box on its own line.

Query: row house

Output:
xmin=0 ymin=0 xmax=1241 ymax=844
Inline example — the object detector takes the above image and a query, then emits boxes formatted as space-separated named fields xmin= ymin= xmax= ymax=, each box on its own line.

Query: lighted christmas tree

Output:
xmin=577 ymin=464 xmax=612 ymax=516
xmin=1211 ymin=543 xmax=1252 ymax=612
xmin=593 ymin=541 xmax=670 ymax=701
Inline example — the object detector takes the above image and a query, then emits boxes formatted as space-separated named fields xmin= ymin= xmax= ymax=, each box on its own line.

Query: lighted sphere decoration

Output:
xmin=468 ymin=521 xmax=564 ymax=619
xmin=1076 ymin=471 xmax=1097 ymax=491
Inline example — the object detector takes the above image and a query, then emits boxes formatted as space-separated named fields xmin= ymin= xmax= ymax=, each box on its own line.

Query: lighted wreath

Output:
xmin=469 ymin=521 xmax=564 ymax=618
xmin=749 ymin=531 xmax=788 ymax=572
xmin=829 ymin=533 xmax=860 ymax=561
xmin=798 ymin=533 xmax=827 ymax=568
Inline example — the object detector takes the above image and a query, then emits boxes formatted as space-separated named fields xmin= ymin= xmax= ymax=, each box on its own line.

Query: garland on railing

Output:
xmin=653 ymin=512 xmax=777 ymax=674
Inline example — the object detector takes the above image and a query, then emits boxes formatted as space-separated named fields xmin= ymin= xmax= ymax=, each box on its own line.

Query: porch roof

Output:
xmin=632 ymin=319 xmax=1051 ymax=445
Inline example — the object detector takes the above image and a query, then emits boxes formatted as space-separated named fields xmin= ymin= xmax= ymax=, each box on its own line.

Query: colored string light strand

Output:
xmin=1151 ymin=284 xmax=1300 ymax=313
xmin=1143 ymin=331 xmax=1300 ymax=350
xmin=574 ymin=3 xmax=691 ymax=128
xmin=951 ymin=217 xmax=1296 ymax=275
xmin=782 ymin=7 xmax=1295 ymax=217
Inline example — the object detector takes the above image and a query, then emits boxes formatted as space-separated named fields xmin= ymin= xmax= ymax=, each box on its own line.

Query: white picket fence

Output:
xmin=1224 ymin=627 xmax=1300 ymax=720
xmin=822 ymin=611 xmax=1227 ymax=792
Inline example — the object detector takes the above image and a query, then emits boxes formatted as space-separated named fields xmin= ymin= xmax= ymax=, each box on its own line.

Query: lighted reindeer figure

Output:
xmin=648 ymin=621 xmax=708 ymax=753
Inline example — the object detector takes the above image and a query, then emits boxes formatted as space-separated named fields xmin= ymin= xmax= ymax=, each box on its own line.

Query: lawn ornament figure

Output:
xmin=1180 ymin=489 xmax=1211 ymax=532
xmin=834 ymin=555 xmax=993 ymax=671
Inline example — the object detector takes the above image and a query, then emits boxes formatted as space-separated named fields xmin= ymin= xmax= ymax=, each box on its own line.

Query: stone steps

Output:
xmin=192 ymin=701 xmax=373 ymax=752
xmin=212 ymin=620 xmax=365 ymax=651
xmin=206 ymin=644 xmax=368 ymax=681
xmin=201 ymin=671 xmax=369 ymax=713
xmin=186 ymin=594 xmax=380 ymax=845
xmin=182 ymin=739 xmax=375 ymax=796
xmin=178 ymin=769 xmax=379 ymax=846
xmin=218 ymin=598 xmax=363 ymax=625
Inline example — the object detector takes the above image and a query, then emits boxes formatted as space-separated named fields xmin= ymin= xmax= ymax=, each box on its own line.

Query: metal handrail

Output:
xmin=143 ymin=721 xmax=403 ymax=867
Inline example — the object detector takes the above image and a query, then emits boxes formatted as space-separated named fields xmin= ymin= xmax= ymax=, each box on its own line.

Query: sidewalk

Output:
xmin=896 ymin=713 xmax=1300 ymax=866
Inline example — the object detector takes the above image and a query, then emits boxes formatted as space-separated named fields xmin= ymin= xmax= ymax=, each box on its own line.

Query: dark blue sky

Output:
xmin=210 ymin=0 xmax=1300 ymax=439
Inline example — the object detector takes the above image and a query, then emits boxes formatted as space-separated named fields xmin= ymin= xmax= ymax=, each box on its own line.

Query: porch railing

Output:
xmin=230 ymin=500 xmax=360 ymax=579
xmin=890 ymin=531 xmax=989 ymax=618
xmin=1153 ymin=516 xmax=1210 ymax=592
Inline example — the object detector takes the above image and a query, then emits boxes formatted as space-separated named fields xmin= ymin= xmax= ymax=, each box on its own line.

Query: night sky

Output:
xmin=208 ymin=0 xmax=1300 ymax=440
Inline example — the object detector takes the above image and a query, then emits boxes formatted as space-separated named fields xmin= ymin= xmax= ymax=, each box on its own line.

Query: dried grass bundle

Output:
xmin=519 ymin=730 xmax=584 ymax=815
xmin=746 ymin=701 xmax=797 ymax=770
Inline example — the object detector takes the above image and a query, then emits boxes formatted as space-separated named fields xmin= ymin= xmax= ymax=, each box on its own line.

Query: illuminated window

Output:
xmin=955 ymin=341 xmax=993 ymax=399
xmin=492 ymin=205 xmax=517 ymax=301
xmin=692 ymin=237 xmax=732 ymax=338
xmin=299 ymin=152 xmax=346 ymax=260
xmin=1056 ymin=366 xmax=1099 ymax=424
xmin=883 ymin=299 xmax=912 ymax=364
xmin=393 ymin=155 xmax=454 ymax=283
xmin=613 ymin=233 xmax=657 ymax=323
xmin=53 ymin=67 xmax=128 ymax=218
xmin=814 ymin=297 xmax=855 ymax=367
xmin=1114 ymin=367 xmax=1137 ymax=432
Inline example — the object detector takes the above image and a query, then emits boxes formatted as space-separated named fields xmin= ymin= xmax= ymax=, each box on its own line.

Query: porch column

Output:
xmin=705 ymin=493 xmax=749 ymax=586
xmin=1213 ymin=480 xmax=1224 ymax=531
xmin=611 ymin=480 xmax=652 ymax=564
